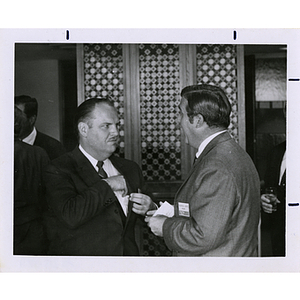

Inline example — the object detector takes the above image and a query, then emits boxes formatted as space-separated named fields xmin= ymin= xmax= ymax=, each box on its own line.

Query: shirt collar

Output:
xmin=22 ymin=127 xmax=37 ymax=145
xmin=79 ymin=144 xmax=109 ymax=170
xmin=196 ymin=130 xmax=227 ymax=158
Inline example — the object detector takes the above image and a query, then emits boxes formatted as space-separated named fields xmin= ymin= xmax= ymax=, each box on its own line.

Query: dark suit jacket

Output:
xmin=163 ymin=132 xmax=261 ymax=256
xmin=14 ymin=140 xmax=50 ymax=254
xmin=44 ymin=146 xmax=145 ymax=256
xmin=264 ymin=141 xmax=286 ymax=189
xmin=263 ymin=141 xmax=286 ymax=256
xmin=34 ymin=131 xmax=66 ymax=160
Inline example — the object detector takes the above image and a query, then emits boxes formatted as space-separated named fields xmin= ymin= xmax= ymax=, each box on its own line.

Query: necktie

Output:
xmin=97 ymin=161 xmax=108 ymax=179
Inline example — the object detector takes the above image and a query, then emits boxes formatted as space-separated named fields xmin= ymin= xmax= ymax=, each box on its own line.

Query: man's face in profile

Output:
xmin=15 ymin=103 xmax=34 ymax=139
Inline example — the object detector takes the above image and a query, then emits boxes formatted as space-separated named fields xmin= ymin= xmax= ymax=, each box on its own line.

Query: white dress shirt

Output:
xmin=22 ymin=127 xmax=37 ymax=145
xmin=279 ymin=150 xmax=286 ymax=185
xmin=79 ymin=145 xmax=129 ymax=216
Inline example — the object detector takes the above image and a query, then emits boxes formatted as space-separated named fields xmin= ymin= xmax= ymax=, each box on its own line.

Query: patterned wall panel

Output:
xmin=83 ymin=44 xmax=125 ymax=157
xmin=139 ymin=44 xmax=181 ymax=181
xmin=196 ymin=44 xmax=238 ymax=141
xmin=82 ymin=43 xmax=241 ymax=257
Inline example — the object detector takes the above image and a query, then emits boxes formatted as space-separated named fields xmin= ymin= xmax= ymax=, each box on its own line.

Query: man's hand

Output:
xmin=145 ymin=215 xmax=167 ymax=237
xmin=129 ymin=193 xmax=156 ymax=216
xmin=261 ymin=194 xmax=280 ymax=214
xmin=103 ymin=175 xmax=128 ymax=197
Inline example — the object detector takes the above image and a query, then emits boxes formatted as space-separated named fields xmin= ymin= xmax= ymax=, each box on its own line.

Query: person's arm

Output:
xmin=162 ymin=164 xmax=237 ymax=255
xmin=44 ymin=164 xmax=117 ymax=229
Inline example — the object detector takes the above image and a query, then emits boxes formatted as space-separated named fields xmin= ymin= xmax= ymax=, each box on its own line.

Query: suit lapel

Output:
xmin=71 ymin=149 xmax=124 ymax=221
xmin=175 ymin=132 xmax=231 ymax=199
xmin=109 ymin=156 xmax=136 ymax=230
xmin=110 ymin=156 xmax=136 ymax=194
xmin=71 ymin=147 xmax=102 ymax=187
xmin=72 ymin=149 xmax=135 ymax=229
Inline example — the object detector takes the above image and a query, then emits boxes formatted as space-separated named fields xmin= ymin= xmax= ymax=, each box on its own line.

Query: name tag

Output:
xmin=178 ymin=202 xmax=190 ymax=217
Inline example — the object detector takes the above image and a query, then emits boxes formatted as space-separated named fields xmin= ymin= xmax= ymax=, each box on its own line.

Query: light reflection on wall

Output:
xmin=255 ymin=57 xmax=286 ymax=102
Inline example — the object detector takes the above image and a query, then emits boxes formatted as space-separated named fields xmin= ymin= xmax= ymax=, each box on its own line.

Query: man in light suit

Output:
xmin=44 ymin=98 xmax=156 ymax=256
xmin=146 ymin=84 xmax=260 ymax=256
xmin=15 ymin=95 xmax=66 ymax=160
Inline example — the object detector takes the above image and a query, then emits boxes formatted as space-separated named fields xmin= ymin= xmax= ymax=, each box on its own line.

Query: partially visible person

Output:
xmin=43 ymin=98 xmax=156 ymax=256
xmin=14 ymin=106 xmax=50 ymax=255
xmin=261 ymin=141 xmax=286 ymax=256
xmin=146 ymin=84 xmax=261 ymax=257
xmin=15 ymin=95 xmax=66 ymax=160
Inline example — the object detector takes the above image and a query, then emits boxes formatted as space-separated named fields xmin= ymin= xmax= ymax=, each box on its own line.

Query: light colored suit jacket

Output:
xmin=163 ymin=132 xmax=260 ymax=256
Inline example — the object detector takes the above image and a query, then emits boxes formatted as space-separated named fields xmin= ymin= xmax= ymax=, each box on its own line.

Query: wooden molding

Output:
xmin=237 ymin=45 xmax=246 ymax=150
xmin=76 ymin=44 xmax=85 ymax=106
xmin=179 ymin=44 xmax=197 ymax=179
xmin=123 ymin=44 xmax=141 ymax=165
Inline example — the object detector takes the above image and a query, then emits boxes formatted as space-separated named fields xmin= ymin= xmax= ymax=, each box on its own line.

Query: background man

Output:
xmin=15 ymin=95 xmax=66 ymax=160
xmin=260 ymin=102 xmax=286 ymax=256
xmin=260 ymin=141 xmax=286 ymax=256
xmin=44 ymin=98 xmax=156 ymax=256
xmin=14 ymin=106 xmax=50 ymax=254
xmin=146 ymin=84 xmax=260 ymax=256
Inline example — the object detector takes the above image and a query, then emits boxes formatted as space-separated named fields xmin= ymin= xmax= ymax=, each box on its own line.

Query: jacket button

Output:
xmin=114 ymin=209 xmax=118 ymax=214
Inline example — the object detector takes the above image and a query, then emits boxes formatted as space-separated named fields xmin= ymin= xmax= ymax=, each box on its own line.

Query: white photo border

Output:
xmin=1 ymin=28 xmax=299 ymax=272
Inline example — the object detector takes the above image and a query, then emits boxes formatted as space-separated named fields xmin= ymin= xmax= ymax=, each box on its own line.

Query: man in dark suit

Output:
xmin=146 ymin=84 xmax=261 ymax=256
xmin=15 ymin=95 xmax=66 ymax=160
xmin=14 ymin=106 xmax=50 ymax=254
xmin=261 ymin=141 xmax=286 ymax=256
xmin=44 ymin=98 xmax=156 ymax=256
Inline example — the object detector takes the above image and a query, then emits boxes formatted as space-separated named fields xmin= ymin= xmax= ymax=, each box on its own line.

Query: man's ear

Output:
xmin=194 ymin=114 xmax=204 ymax=128
xmin=78 ymin=122 xmax=89 ymax=137
xmin=29 ymin=115 xmax=37 ymax=126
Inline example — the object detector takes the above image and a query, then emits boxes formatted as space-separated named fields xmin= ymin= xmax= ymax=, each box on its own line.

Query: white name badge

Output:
xmin=178 ymin=202 xmax=190 ymax=217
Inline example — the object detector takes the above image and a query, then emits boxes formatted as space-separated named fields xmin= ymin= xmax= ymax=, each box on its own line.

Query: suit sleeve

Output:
xmin=44 ymin=163 xmax=118 ymax=229
xmin=163 ymin=162 xmax=238 ymax=255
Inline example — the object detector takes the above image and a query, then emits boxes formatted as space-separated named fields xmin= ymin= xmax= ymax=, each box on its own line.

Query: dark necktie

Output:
xmin=97 ymin=161 xmax=108 ymax=179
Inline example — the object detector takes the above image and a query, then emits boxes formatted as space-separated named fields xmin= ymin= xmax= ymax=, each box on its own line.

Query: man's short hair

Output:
xmin=74 ymin=97 xmax=115 ymax=138
xmin=181 ymin=84 xmax=232 ymax=129
xmin=14 ymin=95 xmax=38 ymax=119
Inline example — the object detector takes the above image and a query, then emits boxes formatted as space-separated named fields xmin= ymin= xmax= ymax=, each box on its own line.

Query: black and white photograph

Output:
xmin=0 ymin=28 xmax=300 ymax=296
xmin=12 ymin=41 xmax=287 ymax=258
